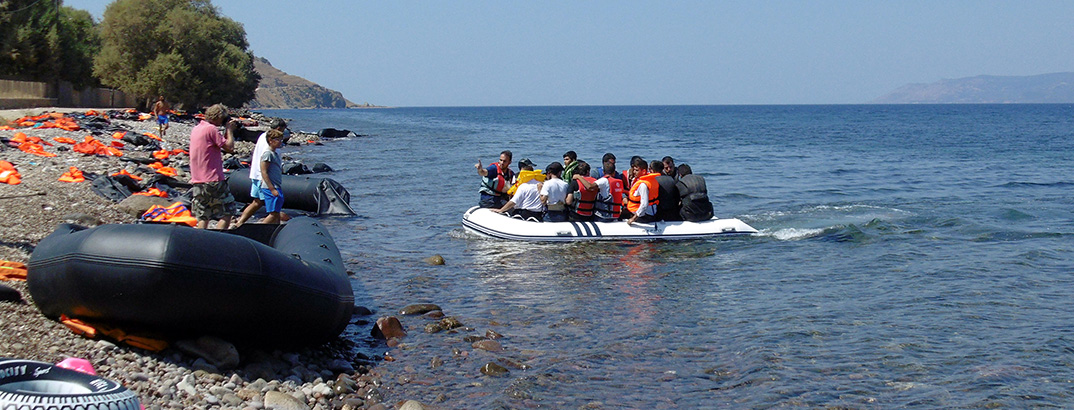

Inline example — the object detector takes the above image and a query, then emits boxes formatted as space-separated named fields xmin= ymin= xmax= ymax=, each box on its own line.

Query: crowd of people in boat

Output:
xmin=476 ymin=150 xmax=714 ymax=224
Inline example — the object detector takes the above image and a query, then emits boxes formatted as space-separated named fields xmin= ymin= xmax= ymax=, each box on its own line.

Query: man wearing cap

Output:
xmin=236 ymin=118 xmax=289 ymax=226
xmin=494 ymin=158 xmax=545 ymax=221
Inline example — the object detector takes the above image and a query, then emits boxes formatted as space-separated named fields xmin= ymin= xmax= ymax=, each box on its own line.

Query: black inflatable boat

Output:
xmin=26 ymin=218 xmax=354 ymax=345
xmin=227 ymin=171 xmax=355 ymax=216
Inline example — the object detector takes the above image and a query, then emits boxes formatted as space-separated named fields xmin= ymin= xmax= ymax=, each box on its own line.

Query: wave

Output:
xmin=995 ymin=181 xmax=1074 ymax=188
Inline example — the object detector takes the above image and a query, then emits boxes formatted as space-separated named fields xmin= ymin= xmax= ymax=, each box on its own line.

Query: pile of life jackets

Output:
xmin=147 ymin=161 xmax=178 ymax=177
xmin=9 ymin=132 xmax=56 ymax=157
xmin=0 ymin=161 xmax=21 ymax=185
xmin=72 ymin=136 xmax=123 ymax=157
xmin=9 ymin=112 xmax=81 ymax=131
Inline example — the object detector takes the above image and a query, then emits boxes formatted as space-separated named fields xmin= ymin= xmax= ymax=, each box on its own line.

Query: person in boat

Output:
xmin=152 ymin=96 xmax=170 ymax=137
xmin=591 ymin=153 xmax=624 ymax=181
xmin=540 ymin=162 xmax=569 ymax=222
xmin=494 ymin=158 xmax=544 ymax=221
xmin=564 ymin=161 xmax=599 ymax=222
xmin=258 ymin=129 xmax=286 ymax=224
xmin=593 ymin=160 xmax=625 ymax=221
xmin=661 ymin=156 xmax=676 ymax=177
xmin=676 ymin=163 xmax=714 ymax=221
xmin=625 ymin=158 xmax=660 ymax=225
xmin=236 ymin=118 xmax=288 ymax=226
xmin=476 ymin=150 xmax=515 ymax=209
xmin=620 ymin=156 xmax=646 ymax=220
xmin=651 ymin=160 xmax=682 ymax=221
xmin=189 ymin=104 xmax=238 ymax=229
xmin=561 ymin=150 xmax=579 ymax=181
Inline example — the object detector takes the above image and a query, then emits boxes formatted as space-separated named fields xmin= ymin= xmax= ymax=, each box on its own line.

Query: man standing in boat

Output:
xmin=476 ymin=150 xmax=515 ymax=209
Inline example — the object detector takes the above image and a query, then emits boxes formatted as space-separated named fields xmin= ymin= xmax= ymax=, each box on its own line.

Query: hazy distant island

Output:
xmin=247 ymin=57 xmax=382 ymax=109
xmin=873 ymin=72 xmax=1074 ymax=104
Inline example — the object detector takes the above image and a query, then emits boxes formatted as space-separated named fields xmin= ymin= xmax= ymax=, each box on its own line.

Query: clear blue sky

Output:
xmin=65 ymin=0 xmax=1074 ymax=107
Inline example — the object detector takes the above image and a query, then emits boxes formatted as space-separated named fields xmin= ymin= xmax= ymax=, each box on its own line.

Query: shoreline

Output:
xmin=0 ymin=107 xmax=396 ymax=409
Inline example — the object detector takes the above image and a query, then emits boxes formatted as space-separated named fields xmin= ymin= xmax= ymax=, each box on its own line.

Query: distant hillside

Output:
xmin=873 ymin=72 xmax=1074 ymax=104
xmin=247 ymin=57 xmax=373 ymax=109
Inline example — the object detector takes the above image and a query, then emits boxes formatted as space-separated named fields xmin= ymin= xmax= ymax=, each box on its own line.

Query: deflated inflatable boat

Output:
xmin=462 ymin=206 xmax=758 ymax=242
xmin=227 ymin=171 xmax=355 ymax=216
xmin=27 ymin=218 xmax=353 ymax=345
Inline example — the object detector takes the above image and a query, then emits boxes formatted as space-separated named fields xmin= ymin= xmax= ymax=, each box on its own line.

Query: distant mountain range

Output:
xmin=247 ymin=57 xmax=376 ymax=109
xmin=872 ymin=72 xmax=1074 ymax=104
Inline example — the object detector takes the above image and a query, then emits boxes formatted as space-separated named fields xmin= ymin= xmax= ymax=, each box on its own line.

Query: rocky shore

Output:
xmin=0 ymin=108 xmax=409 ymax=410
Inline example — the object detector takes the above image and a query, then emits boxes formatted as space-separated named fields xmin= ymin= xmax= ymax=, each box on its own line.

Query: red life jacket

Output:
xmin=596 ymin=175 xmax=624 ymax=218
xmin=572 ymin=176 xmax=598 ymax=216
xmin=626 ymin=173 xmax=660 ymax=214
xmin=481 ymin=162 xmax=512 ymax=196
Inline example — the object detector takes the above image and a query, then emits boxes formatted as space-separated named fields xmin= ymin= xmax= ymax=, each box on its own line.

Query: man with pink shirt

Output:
xmin=189 ymin=104 xmax=239 ymax=229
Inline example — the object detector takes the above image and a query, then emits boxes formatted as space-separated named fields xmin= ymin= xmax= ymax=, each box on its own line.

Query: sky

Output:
xmin=64 ymin=0 xmax=1074 ymax=107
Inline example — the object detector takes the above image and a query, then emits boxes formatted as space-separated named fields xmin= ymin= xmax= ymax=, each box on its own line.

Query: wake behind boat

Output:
xmin=462 ymin=206 xmax=757 ymax=241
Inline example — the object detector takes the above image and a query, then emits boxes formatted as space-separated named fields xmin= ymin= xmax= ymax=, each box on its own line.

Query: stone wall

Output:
xmin=0 ymin=78 xmax=138 ymax=109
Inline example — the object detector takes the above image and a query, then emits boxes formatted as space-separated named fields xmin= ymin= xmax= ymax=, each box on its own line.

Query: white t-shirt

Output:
xmin=540 ymin=178 xmax=568 ymax=206
xmin=248 ymin=131 xmax=270 ymax=180
xmin=511 ymin=180 xmax=544 ymax=212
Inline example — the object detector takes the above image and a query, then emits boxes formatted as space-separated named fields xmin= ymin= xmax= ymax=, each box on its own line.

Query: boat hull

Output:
xmin=27 ymin=218 xmax=354 ymax=345
xmin=462 ymin=206 xmax=757 ymax=242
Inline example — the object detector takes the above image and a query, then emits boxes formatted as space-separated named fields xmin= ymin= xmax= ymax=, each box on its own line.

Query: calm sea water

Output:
xmin=262 ymin=105 xmax=1074 ymax=408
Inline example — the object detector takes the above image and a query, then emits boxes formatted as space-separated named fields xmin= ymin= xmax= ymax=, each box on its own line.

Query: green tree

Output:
xmin=0 ymin=0 xmax=100 ymax=89
xmin=94 ymin=0 xmax=259 ymax=108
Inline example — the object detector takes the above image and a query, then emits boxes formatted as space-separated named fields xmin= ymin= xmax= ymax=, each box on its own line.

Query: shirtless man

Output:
xmin=152 ymin=96 xmax=170 ymax=137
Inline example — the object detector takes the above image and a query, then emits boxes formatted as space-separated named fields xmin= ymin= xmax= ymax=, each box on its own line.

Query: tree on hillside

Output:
xmin=0 ymin=1 xmax=101 ymax=89
xmin=94 ymin=0 xmax=259 ymax=109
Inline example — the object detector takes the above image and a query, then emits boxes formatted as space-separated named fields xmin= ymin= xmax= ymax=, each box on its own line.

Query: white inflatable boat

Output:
xmin=462 ymin=206 xmax=758 ymax=242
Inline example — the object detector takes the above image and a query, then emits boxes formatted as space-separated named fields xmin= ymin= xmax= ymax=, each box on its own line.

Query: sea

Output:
xmin=259 ymin=105 xmax=1074 ymax=409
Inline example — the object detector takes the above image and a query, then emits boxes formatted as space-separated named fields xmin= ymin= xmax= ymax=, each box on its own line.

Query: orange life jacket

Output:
xmin=596 ymin=175 xmax=624 ymax=218
xmin=572 ymin=176 xmax=599 ymax=216
xmin=133 ymin=187 xmax=169 ymax=198
xmin=60 ymin=315 xmax=168 ymax=352
xmin=142 ymin=202 xmax=197 ymax=227
xmin=626 ymin=173 xmax=660 ymax=214
xmin=111 ymin=169 xmax=143 ymax=181
xmin=58 ymin=167 xmax=85 ymax=183
xmin=0 ymin=260 xmax=28 ymax=280
xmin=0 ymin=161 xmax=21 ymax=185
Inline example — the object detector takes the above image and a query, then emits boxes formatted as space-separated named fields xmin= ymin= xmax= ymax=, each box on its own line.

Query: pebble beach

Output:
xmin=0 ymin=107 xmax=409 ymax=410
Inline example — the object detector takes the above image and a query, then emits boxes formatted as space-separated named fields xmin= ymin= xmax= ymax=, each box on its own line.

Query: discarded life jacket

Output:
xmin=111 ymin=169 xmax=142 ymax=181
xmin=595 ymin=175 xmax=624 ymax=218
xmin=53 ymin=136 xmax=77 ymax=145
xmin=626 ymin=173 xmax=660 ymax=215
xmin=73 ymin=136 xmax=123 ymax=157
xmin=0 ymin=260 xmax=27 ymax=281
xmin=0 ymin=161 xmax=21 ymax=185
xmin=142 ymin=202 xmax=197 ymax=227
xmin=60 ymin=315 xmax=168 ymax=351
xmin=571 ymin=176 xmax=599 ymax=216
xmin=59 ymin=167 xmax=85 ymax=183
xmin=133 ymin=187 xmax=169 ymax=198
xmin=506 ymin=169 xmax=545 ymax=196
xmin=147 ymin=162 xmax=178 ymax=177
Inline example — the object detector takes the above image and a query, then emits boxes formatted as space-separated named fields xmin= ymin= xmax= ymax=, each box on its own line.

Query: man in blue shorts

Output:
xmin=152 ymin=96 xmax=170 ymax=137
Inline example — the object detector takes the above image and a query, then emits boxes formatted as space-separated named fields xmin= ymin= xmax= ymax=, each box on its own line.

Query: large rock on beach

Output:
xmin=117 ymin=193 xmax=173 ymax=217
xmin=371 ymin=316 xmax=406 ymax=340
xmin=175 ymin=336 xmax=241 ymax=370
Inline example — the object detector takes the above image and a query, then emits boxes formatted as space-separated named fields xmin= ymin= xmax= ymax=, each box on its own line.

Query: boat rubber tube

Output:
xmin=27 ymin=217 xmax=354 ymax=345
xmin=228 ymin=171 xmax=355 ymax=216
xmin=0 ymin=358 xmax=140 ymax=410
